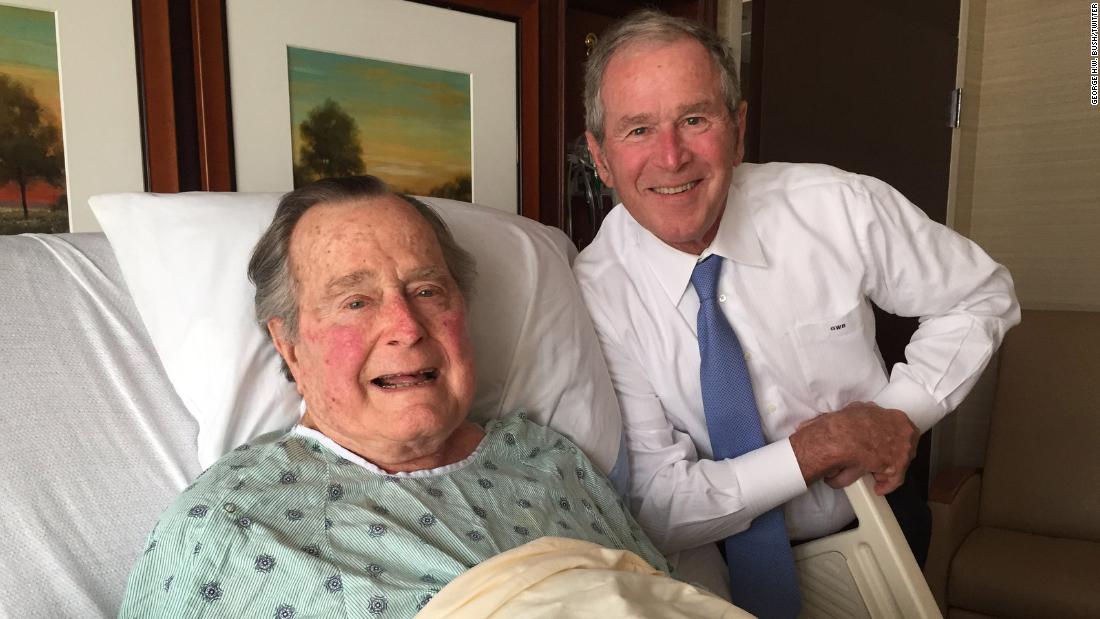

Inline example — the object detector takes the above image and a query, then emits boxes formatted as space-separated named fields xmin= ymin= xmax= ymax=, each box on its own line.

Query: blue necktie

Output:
xmin=692 ymin=255 xmax=801 ymax=619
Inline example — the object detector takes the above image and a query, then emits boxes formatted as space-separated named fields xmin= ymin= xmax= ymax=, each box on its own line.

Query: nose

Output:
xmin=381 ymin=295 xmax=426 ymax=346
xmin=655 ymin=127 xmax=690 ymax=170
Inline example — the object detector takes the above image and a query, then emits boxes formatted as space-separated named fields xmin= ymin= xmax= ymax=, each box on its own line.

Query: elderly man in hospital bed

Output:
xmin=118 ymin=175 xmax=746 ymax=618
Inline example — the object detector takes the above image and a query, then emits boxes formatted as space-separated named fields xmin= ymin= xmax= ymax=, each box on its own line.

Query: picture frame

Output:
xmin=199 ymin=0 xmax=539 ymax=217
xmin=1 ymin=0 xmax=145 ymax=233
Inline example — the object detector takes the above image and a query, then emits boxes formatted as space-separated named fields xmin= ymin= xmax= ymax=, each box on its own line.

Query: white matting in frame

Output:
xmin=226 ymin=0 xmax=518 ymax=214
xmin=4 ymin=0 xmax=145 ymax=232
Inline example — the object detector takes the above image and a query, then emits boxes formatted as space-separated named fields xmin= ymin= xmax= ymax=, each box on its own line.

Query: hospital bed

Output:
xmin=0 ymin=192 xmax=938 ymax=617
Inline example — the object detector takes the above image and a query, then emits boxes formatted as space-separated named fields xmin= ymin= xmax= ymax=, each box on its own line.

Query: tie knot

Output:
xmin=691 ymin=255 xmax=723 ymax=300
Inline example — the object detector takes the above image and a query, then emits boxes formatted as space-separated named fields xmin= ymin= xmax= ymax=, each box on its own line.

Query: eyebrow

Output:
xmin=614 ymin=112 xmax=657 ymax=133
xmin=678 ymin=101 xmax=717 ymax=116
xmin=321 ymin=266 xmax=450 ymax=299
xmin=405 ymin=266 xmax=449 ymax=283
xmin=323 ymin=269 xmax=375 ymax=299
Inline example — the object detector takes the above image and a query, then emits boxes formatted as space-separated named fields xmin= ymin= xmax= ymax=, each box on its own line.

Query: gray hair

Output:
xmin=583 ymin=9 xmax=742 ymax=144
xmin=247 ymin=175 xmax=477 ymax=380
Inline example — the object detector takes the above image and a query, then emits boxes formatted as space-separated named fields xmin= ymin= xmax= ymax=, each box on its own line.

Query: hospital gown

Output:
xmin=119 ymin=411 xmax=669 ymax=618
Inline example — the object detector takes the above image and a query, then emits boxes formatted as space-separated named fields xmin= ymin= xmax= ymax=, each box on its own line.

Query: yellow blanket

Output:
xmin=417 ymin=536 xmax=753 ymax=618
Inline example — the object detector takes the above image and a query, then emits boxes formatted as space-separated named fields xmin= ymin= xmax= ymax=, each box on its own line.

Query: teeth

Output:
xmin=652 ymin=181 xmax=697 ymax=195
xmin=371 ymin=369 xmax=438 ymax=389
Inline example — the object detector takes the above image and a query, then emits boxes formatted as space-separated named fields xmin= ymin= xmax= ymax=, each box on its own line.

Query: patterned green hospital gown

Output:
xmin=119 ymin=412 xmax=669 ymax=618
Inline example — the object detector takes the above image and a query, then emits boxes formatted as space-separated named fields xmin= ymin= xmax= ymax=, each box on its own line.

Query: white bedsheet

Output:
xmin=0 ymin=233 xmax=200 ymax=617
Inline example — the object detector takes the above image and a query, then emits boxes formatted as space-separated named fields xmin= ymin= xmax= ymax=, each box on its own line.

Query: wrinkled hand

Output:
xmin=789 ymin=402 xmax=918 ymax=495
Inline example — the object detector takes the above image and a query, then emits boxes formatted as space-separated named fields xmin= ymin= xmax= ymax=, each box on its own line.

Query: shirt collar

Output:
xmin=634 ymin=174 xmax=767 ymax=307
xmin=290 ymin=424 xmax=488 ymax=477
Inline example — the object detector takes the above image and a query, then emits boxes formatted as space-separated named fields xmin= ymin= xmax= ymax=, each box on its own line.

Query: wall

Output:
xmin=935 ymin=0 xmax=1100 ymax=473
xmin=963 ymin=0 xmax=1100 ymax=309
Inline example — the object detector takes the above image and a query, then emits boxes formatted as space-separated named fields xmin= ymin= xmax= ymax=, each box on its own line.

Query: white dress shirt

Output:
xmin=574 ymin=162 xmax=1019 ymax=562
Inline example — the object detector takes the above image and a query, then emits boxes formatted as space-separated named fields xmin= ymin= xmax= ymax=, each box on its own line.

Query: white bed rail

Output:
xmin=793 ymin=476 xmax=941 ymax=618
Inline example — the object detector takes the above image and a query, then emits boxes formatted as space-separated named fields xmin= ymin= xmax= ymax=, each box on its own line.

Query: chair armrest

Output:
xmin=928 ymin=466 xmax=980 ymax=505
xmin=924 ymin=467 xmax=982 ymax=614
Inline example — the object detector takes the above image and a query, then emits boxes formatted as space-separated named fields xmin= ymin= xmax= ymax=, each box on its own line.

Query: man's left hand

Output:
xmin=792 ymin=401 xmax=919 ymax=495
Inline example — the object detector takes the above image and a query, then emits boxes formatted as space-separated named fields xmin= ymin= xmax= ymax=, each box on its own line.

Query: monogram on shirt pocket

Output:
xmin=789 ymin=302 xmax=887 ymax=409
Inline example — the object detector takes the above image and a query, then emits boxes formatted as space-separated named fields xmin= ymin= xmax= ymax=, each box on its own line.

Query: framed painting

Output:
xmin=286 ymin=47 xmax=474 ymax=200
xmin=0 ymin=0 xmax=144 ymax=233
xmin=218 ymin=0 xmax=532 ymax=215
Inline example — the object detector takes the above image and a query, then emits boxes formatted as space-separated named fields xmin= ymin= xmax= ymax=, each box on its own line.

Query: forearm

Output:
xmin=874 ymin=305 xmax=1015 ymax=433
xmin=628 ymin=432 xmax=806 ymax=554
xmin=581 ymin=297 xmax=809 ymax=553
xmin=860 ymin=175 xmax=1020 ymax=431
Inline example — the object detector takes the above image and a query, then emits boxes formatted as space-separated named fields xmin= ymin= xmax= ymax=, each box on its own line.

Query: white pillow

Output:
xmin=89 ymin=192 xmax=623 ymax=476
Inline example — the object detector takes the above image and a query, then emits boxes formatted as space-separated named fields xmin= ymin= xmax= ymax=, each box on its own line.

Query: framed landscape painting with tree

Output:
xmin=0 ymin=4 xmax=66 ymax=233
xmin=222 ymin=0 xmax=521 ymax=215
xmin=287 ymin=47 xmax=473 ymax=202
xmin=0 ymin=0 xmax=144 ymax=233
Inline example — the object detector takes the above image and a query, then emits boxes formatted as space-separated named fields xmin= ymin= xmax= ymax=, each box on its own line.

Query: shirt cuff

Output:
xmin=874 ymin=378 xmax=946 ymax=433
xmin=732 ymin=438 xmax=808 ymax=518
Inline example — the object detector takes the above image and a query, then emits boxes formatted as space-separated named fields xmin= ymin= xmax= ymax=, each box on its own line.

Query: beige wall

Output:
xmin=936 ymin=0 xmax=1100 ymax=473
xmin=960 ymin=0 xmax=1100 ymax=311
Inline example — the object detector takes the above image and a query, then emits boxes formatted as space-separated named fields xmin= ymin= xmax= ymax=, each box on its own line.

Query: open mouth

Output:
xmin=651 ymin=181 xmax=699 ymax=195
xmin=370 ymin=368 xmax=439 ymax=389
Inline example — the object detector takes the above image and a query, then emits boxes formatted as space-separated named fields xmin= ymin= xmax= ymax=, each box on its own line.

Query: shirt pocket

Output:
xmin=789 ymin=301 xmax=887 ymax=410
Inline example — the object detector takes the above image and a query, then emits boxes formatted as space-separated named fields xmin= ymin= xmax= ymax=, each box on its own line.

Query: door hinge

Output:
xmin=948 ymin=88 xmax=963 ymax=128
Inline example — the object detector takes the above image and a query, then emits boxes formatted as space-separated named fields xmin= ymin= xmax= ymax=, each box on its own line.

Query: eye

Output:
xmin=628 ymin=126 xmax=647 ymax=137
xmin=413 ymin=285 xmax=446 ymax=299
xmin=346 ymin=298 xmax=366 ymax=310
xmin=684 ymin=116 xmax=706 ymax=127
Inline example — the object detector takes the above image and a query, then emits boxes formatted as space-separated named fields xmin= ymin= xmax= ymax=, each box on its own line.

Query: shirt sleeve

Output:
xmin=854 ymin=175 xmax=1020 ymax=432
xmin=580 ymin=288 xmax=807 ymax=554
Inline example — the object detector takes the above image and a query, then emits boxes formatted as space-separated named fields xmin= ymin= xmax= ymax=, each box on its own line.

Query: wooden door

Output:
xmin=747 ymin=1 xmax=959 ymax=224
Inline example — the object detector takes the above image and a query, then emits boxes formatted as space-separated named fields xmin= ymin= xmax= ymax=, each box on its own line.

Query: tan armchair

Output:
xmin=925 ymin=310 xmax=1100 ymax=618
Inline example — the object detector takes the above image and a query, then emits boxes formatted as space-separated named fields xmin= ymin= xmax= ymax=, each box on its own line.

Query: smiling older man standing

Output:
xmin=572 ymin=10 xmax=1019 ymax=617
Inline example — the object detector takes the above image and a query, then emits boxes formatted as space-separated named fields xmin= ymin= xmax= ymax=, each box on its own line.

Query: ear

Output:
xmin=267 ymin=317 xmax=302 ymax=389
xmin=732 ymin=100 xmax=748 ymax=166
xmin=585 ymin=131 xmax=616 ymax=188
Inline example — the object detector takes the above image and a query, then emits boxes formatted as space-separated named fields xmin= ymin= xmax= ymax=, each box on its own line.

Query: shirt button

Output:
xmin=223 ymin=503 xmax=237 ymax=513
xmin=718 ymin=294 xmax=727 ymax=303
xmin=744 ymin=351 xmax=753 ymax=361
xmin=766 ymin=404 xmax=778 ymax=413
